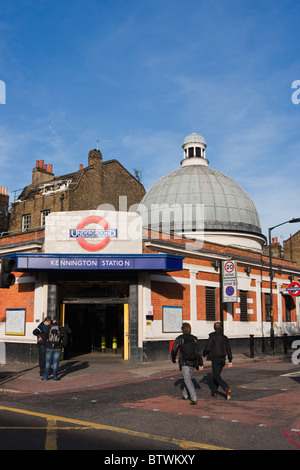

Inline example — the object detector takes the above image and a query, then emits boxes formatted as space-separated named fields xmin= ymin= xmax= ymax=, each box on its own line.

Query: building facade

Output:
xmin=139 ymin=133 xmax=300 ymax=358
xmin=0 ymin=134 xmax=299 ymax=364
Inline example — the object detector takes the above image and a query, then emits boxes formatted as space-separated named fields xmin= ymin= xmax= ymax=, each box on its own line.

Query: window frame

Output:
xmin=22 ymin=214 xmax=31 ymax=232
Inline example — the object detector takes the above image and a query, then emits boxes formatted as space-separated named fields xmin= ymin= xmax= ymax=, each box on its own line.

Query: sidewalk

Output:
xmin=0 ymin=351 xmax=291 ymax=396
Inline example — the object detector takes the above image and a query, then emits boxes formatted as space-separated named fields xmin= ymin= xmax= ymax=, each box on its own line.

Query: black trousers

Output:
xmin=211 ymin=358 xmax=229 ymax=394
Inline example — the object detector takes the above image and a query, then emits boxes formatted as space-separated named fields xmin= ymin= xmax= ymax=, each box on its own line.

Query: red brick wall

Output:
xmin=151 ymin=278 xmax=190 ymax=320
xmin=0 ymin=229 xmax=44 ymax=247
xmin=0 ymin=274 xmax=35 ymax=323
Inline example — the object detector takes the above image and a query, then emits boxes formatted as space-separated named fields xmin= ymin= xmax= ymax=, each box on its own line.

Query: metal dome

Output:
xmin=139 ymin=134 xmax=262 ymax=236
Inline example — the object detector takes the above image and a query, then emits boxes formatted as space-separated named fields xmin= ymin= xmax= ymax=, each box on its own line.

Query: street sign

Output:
xmin=222 ymin=260 xmax=238 ymax=302
xmin=287 ymin=281 xmax=300 ymax=297
xmin=223 ymin=260 xmax=237 ymax=278
xmin=225 ymin=285 xmax=235 ymax=297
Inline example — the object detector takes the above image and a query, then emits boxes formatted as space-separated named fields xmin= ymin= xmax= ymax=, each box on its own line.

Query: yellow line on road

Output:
xmin=0 ymin=406 xmax=232 ymax=451
xmin=45 ymin=418 xmax=57 ymax=451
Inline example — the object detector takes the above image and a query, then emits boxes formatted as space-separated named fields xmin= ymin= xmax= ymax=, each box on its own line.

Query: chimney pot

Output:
xmin=39 ymin=160 xmax=44 ymax=168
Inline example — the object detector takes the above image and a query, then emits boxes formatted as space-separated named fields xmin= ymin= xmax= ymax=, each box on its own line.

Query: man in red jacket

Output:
xmin=202 ymin=322 xmax=233 ymax=400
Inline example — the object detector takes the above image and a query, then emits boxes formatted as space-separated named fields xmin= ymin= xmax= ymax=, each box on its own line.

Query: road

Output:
xmin=0 ymin=356 xmax=299 ymax=454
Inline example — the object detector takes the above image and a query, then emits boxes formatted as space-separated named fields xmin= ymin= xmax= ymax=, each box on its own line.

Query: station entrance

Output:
xmin=58 ymin=279 xmax=130 ymax=358
xmin=64 ymin=303 xmax=125 ymax=355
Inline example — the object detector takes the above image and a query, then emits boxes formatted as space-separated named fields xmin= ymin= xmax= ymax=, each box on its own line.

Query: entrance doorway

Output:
xmin=64 ymin=303 xmax=125 ymax=356
xmin=57 ymin=279 xmax=131 ymax=359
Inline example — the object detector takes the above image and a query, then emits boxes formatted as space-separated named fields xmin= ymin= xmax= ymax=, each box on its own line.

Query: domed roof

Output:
xmin=183 ymin=133 xmax=207 ymax=146
xmin=139 ymin=134 xmax=262 ymax=236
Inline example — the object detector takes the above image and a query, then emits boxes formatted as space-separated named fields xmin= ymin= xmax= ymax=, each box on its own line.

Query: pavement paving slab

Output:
xmin=0 ymin=351 xmax=297 ymax=396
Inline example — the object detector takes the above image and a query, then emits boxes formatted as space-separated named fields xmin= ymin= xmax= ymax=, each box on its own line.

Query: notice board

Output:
xmin=5 ymin=309 xmax=26 ymax=336
xmin=162 ymin=306 xmax=182 ymax=333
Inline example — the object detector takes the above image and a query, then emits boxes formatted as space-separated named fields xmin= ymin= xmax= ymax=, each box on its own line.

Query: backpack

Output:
xmin=48 ymin=324 xmax=63 ymax=348
xmin=181 ymin=336 xmax=198 ymax=361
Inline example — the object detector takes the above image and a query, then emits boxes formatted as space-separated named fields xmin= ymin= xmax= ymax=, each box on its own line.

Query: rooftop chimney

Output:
xmin=0 ymin=186 xmax=9 ymax=230
xmin=88 ymin=149 xmax=102 ymax=168
xmin=32 ymin=160 xmax=54 ymax=185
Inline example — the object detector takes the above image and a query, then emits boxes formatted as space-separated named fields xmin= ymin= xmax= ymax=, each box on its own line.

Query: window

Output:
xmin=206 ymin=286 xmax=216 ymax=321
xmin=22 ymin=214 xmax=31 ymax=231
xmin=284 ymin=295 xmax=293 ymax=322
xmin=41 ymin=210 xmax=50 ymax=227
xmin=240 ymin=290 xmax=248 ymax=321
xmin=265 ymin=293 xmax=271 ymax=322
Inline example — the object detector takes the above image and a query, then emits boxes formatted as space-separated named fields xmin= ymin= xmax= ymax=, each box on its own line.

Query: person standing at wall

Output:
xmin=42 ymin=317 xmax=67 ymax=381
xmin=202 ymin=322 xmax=233 ymax=400
xmin=171 ymin=322 xmax=203 ymax=405
xmin=33 ymin=316 xmax=52 ymax=377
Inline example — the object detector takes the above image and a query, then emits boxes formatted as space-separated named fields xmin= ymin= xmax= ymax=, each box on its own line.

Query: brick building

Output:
xmin=283 ymin=231 xmax=300 ymax=268
xmin=8 ymin=148 xmax=145 ymax=233
xmin=0 ymin=134 xmax=299 ymax=364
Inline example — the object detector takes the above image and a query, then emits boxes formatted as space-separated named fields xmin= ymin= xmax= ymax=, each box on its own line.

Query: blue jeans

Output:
xmin=43 ymin=348 xmax=62 ymax=380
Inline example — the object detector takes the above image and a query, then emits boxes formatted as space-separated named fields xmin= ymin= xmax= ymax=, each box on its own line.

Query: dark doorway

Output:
xmin=65 ymin=303 xmax=124 ymax=355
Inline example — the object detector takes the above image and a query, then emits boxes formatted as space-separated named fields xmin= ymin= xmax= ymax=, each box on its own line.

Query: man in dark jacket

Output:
xmin=33 ymin=316 xmax=52 ymax=376
xmin=202 ymin=322 xmax=232 ymax=400
xmin=42 ymin=317 xmax=67 ymax=381
xmin=171 ymin=323 xmax=203 ymax=405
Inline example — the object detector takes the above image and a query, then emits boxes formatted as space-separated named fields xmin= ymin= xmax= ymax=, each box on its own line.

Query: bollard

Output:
xmin=250 ymin=334 xmax=254 ymax=358
xmin=101 ymin=336 xmax=106 ymax=353
xmin=283 ymin=333 xmax=288 ymax=355
xmin=112 ymin=335 xmax=117 ymax=354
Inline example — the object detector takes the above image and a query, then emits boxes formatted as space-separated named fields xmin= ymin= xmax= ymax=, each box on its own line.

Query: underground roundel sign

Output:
xmin=70 ymin=216 xmax=117 ymax=252
xmin=287 ymin=281 xmax=300 ymax=297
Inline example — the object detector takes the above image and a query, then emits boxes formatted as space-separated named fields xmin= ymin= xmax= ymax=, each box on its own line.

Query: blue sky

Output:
xmin=1 ymin=0 xmax=300 ymax=241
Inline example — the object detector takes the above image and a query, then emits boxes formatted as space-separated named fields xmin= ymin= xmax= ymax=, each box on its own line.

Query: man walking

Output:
xmin=33 ymin=316 xmax=52 ymax=376
xmin=202 ymin=322 xmax=232 ymax=400
xmin=171 ymin=323 xmax=203 ymax=405
xmin=42 ymin=317 xmax=67 ymax=381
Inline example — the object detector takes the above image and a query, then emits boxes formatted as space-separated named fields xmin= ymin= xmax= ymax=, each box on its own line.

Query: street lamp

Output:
xmin=268 ymin=218 xmax=300 ymax=353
